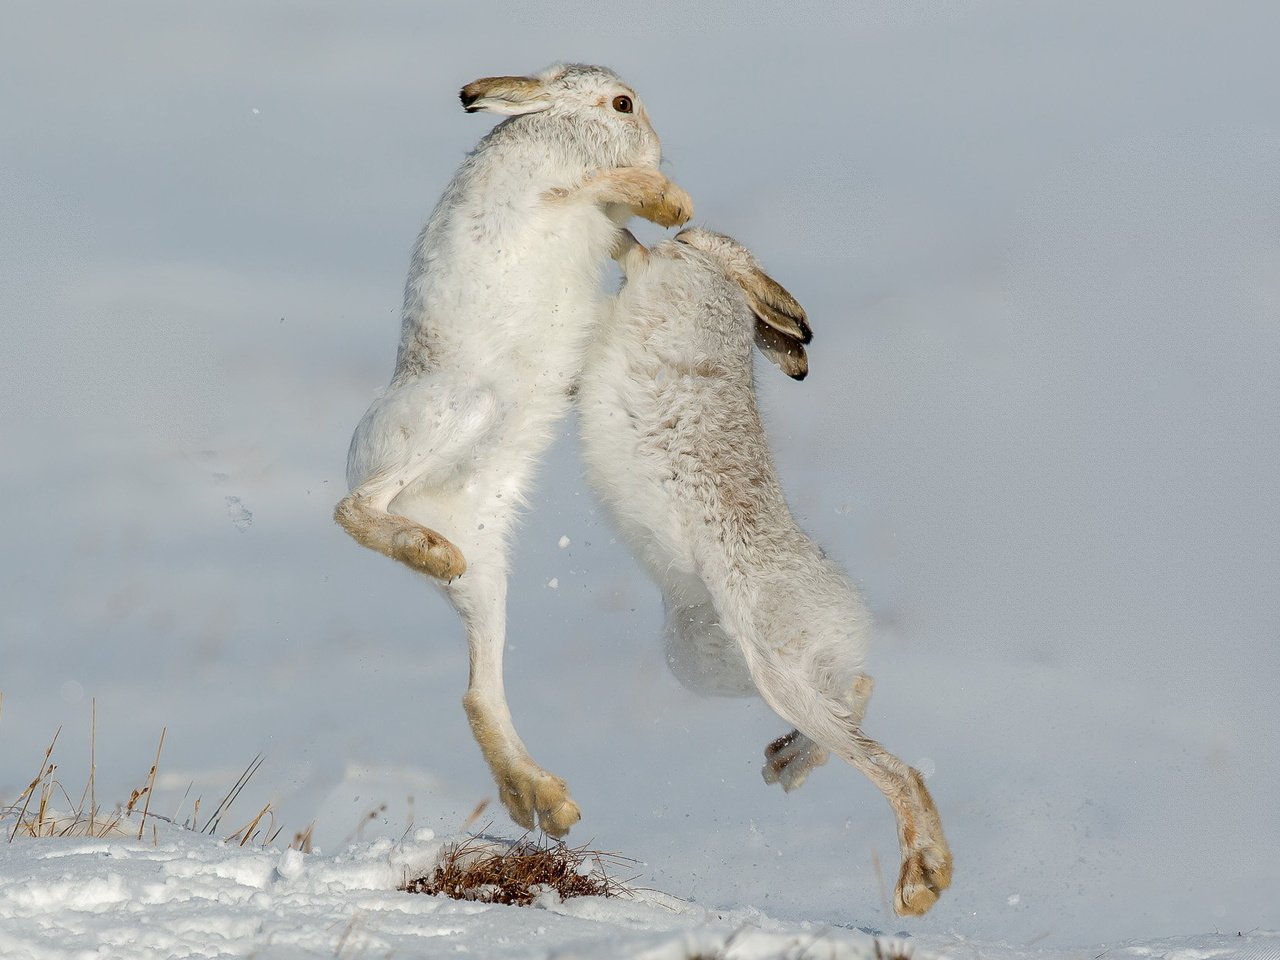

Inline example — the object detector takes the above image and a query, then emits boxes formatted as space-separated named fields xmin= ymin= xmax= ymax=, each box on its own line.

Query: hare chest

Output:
xmin=424 ymin=209 xmax=617 ymax=384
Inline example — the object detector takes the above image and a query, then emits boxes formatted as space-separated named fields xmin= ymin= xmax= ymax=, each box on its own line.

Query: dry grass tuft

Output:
xmin=403 ymin=834 xmax=634 ymax=906
xmin=3 ymin=720 xmax=142 ymax=841
xmin=3 ymin=713 xmax=281 ymax=847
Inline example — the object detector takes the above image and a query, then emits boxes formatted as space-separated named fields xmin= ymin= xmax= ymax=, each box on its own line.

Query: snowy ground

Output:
xmin=3 ymin=0 xmax=1279 ymax=957
xmin=0 ymin=823 xmax=916 ymax=960
xmin=1 ymin=824 xmax=1274 ymax=960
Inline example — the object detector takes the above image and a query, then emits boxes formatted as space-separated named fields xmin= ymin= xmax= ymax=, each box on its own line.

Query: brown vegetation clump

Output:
xmin=402 ymin=835 xmax=631 ymax=906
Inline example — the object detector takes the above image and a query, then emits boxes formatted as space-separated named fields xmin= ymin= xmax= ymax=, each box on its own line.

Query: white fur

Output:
xmin=580 ymin=232 xmax=868 ymax=716
xmin=578 ymin=229 xmax=953 ymax=915
xmin=340 ymin=64 xmax=688 ymax=838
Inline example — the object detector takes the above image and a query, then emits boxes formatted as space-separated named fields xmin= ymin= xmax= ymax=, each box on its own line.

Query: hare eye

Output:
xmin=612 ymin=95 xmax=633 ymax=114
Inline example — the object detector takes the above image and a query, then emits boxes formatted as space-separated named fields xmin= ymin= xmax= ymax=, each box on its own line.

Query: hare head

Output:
xmin=460 ymin=63 xmax=663 ymax=171
xmin=674 ymin=228 xmax=813 ymax=380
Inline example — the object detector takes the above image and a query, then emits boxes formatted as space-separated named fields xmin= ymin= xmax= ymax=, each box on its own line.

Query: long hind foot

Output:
xmin=895 ymin=838 xmax=953 ymax=916
xmin=495 ymin=759 xmax=582 ymax=838
xmin=463 ymin=692 xmax=582 ymax=838
xmin=334 ymin=494 xmax=466 ymax=580
xmin=890 ymin=767 xmax=953 ymax=916
xmin=762 ymin=729 xmax=830 ymax=792
xmin=387 ymin=523 xmax=466 ymax=579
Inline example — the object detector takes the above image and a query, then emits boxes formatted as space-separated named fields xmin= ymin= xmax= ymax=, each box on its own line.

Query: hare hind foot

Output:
xmin=496 ymin=760 xmax=582 ymax=838
xmin=388 ymin=524 xmax=467 ymax=580
xmin=892 ymin=767 xmax=953 ymax=916
xmin=334 ymin=494 xmax=466 ymax=581
xmin=894 ymin=840 xmax=953 ymax=916
xmin=762 ymin=729 xmax=830 ymax=792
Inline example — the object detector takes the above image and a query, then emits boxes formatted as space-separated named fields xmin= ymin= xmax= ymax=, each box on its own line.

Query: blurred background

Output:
xmin=2 ymin=0 xmax=1277 ymax=946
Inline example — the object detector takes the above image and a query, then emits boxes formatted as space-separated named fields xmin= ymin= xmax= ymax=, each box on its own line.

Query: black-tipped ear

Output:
xmin=743 ymin=272 xmax=811 ymax=345
xmin=754 ymin=319 xmax=809 ymax=380
xmin=674 ymin=227 xmax=812 ymax=379
xmin=740 ymin=269 xmax=811 ymax=379
xmin=459 ymin=76 xmax=552 ymax=116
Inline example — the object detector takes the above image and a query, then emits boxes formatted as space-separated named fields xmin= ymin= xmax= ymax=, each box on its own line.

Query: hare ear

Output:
xmin=673 ymin=228 xmax=812 ymax=380
xmin=739 ymin=270 xmax=812 ymax=380
xmin=460 ymin=76 xmax=552 ymax=116
xmin=739 ymin=271 xmax=812 ymax=346
xmin=754 ymin=320 xmax=810 ymax=380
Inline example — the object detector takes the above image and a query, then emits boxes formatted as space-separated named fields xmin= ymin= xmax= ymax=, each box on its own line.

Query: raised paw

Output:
xmin=641 ymin=180 xmax=693 ymax=229
xmin=579 ymin=167 xmax=693 ymax=228
xmin=333 ymin=494 xmax=467 ymax=581
xmin=894 ymin=842 xmax=953 ymax=917
xmin=497 ymin=763 xmax=582 ymax=839
xmin=762 ymin=729 xmax=830 ymax=792
xmin=389 ymin=524 xmax=467 ymax=580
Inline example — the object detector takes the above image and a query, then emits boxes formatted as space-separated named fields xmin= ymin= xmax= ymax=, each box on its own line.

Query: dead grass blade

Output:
xmin=4 ymin=721 xmax=283 ymax=845
xmin=342 ymin=803 xmax=388 ymax=847
xmin=462 ymin=797 xmax=490 ymax=830
xmin=7 ymin=727 xmax=61 ymax=842
xmin=291 ymin=822 xmax=316 ymax=854
xmin=227 ymin=802 xmax=275 ymax=846
xmin=871 ymin=847 xmax=893 ymax=921
xmin=202 ymin=753 xmax=264 ymax=835
xmin=136 ymin=727 xmax=166 ymax=841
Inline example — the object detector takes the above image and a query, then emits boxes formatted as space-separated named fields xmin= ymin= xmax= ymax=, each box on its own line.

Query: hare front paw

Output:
xmin=638 ymin=175 xmax=693 ymax=228
xmin=894 ymin=842 xmax=953 ymax=916
xmin=497 ymin=761 xmax=582 ymax=838
xmin=762 ymin=729 xmax=830 ymax=792
xmin=588 ymin=167 xmax=693 ymax=228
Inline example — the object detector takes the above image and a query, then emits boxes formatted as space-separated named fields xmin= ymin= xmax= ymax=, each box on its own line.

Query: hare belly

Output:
xmin=580 ymin=399 xmax=699 ymax=583
xmin=620 ymin=467 xmax=699 ymax=584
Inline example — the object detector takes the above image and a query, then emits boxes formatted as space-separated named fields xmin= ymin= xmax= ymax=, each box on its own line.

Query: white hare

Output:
xmin=577 ymin=228 xmax=953 ymax=916
xmin=335 ymin=64 xmax=692 ymax=838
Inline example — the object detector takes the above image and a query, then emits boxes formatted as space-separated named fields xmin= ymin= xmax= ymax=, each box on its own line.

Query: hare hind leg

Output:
xmin=843 ymin=730 xmax=952 ymax=916
xmin=743 ymin=655 xmax=951 ymax=915
xmin=463 ymin=689 xmax=581 ymax=838
xmin=334 ymin=492 xmax=466 ymax=580
xmin=763 ymin=674 xmax=872 ymax=792
xmin=451 ymin=517 xmax=581 ymax=838
xmin=337 ymin=381 xmax=507 ymax=580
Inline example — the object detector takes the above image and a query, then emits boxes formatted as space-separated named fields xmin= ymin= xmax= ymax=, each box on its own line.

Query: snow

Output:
xmin=2 ymin=0 xmax=1279 ymax=957
xmin=224 ymin=497 xmax=253 ymax=532
xmin=2 ymin=825 xmax=1273 ymax=960
xmin=0 ymin=823 xmax=899 ymax=959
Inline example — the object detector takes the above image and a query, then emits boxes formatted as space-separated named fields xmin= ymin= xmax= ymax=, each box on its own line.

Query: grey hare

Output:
xmin=577 ymin=228 xmax=953 ymax=916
